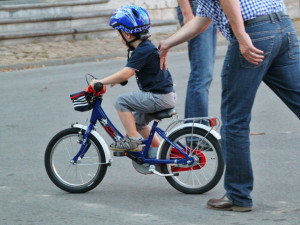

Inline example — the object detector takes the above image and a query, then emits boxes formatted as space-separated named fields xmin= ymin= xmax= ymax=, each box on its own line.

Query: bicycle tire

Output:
xmin=160 ymin=127 xmax=224 ymax=194
xmin=44 ymin=127 xmax=107 ymax=193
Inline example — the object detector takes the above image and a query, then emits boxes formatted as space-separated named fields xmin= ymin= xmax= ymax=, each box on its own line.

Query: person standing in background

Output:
xmin=177 ymin=0 xmax=217 ymax=121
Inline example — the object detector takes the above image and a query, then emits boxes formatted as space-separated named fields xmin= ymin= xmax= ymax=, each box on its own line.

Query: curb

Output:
xmin=0 ymin=41 xmax=229 ymax=72
xmin=0 ymin=52 xmax=122 ymax=71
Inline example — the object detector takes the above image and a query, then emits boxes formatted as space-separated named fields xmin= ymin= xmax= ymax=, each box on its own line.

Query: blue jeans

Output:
xmin=221 ymin=14 xmax=300 ymax=207
xmin=177 ymin=1 xmax=217 ymax=118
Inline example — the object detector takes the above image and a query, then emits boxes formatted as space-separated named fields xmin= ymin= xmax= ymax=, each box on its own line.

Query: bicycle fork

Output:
xmin=71 ymin=123 xmax=94 ymax=163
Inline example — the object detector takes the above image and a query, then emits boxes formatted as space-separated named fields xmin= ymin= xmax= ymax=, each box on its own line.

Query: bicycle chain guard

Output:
xmin=170 ymin=147 xmax=207 ymax=172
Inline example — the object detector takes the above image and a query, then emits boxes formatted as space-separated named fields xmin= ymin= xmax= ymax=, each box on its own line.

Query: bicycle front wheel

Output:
xmin=160 ymin=127 xmax=224 ymax=194
xmin=44 ymin=128 xmax=108 ymax=193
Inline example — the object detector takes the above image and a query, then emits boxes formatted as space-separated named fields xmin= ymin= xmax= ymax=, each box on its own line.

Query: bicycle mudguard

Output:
xmin=156 ymin=123 xmax=221 ymax=159
xmin=72 ymin=123 xmax=112 ymax=164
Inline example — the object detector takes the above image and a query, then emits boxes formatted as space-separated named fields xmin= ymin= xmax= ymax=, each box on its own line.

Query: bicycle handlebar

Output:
xmin=93 ymin=80 xmax=127 ymax=95
xmin=94 ymin=82 xmax=104 ymax=92
xmin=94 ymin=80 xmax=127 ymax=92
xmin=120 ymin=80 xmax=128 ymax=86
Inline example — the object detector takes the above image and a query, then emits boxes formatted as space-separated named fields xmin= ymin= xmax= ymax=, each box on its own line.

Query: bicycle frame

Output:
xmin=72 ymin=98 xmax=195 ymax=166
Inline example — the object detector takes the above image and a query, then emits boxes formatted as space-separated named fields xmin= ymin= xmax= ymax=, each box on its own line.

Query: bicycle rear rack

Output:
xmin=165 ymin=116 xmax=221 ymax=133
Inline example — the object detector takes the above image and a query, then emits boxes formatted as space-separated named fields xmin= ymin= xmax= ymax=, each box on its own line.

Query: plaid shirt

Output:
xmin=196 ymin=0 xmax=286 ymax=40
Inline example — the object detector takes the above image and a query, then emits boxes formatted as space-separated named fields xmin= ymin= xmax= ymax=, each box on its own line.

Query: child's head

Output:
xmin=109 ymin=5 xmax=151 ymax=50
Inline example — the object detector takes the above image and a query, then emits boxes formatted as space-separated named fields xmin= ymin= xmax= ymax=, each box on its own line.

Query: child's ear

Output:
xmin=125 ymin=32 xmax=132 ymax=39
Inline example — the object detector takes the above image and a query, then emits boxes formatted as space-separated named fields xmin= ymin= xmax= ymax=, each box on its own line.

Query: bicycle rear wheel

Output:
xmin=160 ymin=127 xmax=224 ymax=194
xmin=44 ymin=128 xmax=107 ymax=193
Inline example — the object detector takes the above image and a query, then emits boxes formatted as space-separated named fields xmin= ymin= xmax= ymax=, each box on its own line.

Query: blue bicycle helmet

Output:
xmin=109 ymin=5 xmax=151 ymax=34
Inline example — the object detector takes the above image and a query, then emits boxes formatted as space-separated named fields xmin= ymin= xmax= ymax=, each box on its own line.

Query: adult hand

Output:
xmin=237 ymin=33 xmax=264 ymax=65
xmin=218 ymin=0 xmax=264 ymax=65
xmin=158 ymin=40 xmax=170 ymax=70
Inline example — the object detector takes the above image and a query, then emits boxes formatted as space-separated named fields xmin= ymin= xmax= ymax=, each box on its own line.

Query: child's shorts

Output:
xmin=114 ymin=91 xmax=177 ymax=130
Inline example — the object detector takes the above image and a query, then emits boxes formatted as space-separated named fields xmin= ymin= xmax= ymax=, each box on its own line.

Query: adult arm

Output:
xmin=219 ymin=0 xmax=264 ymax=64
xmin=159 ymin=16 xmax=212 ymax=69
xmin=178 ymin=0 xmax=194 ymax=24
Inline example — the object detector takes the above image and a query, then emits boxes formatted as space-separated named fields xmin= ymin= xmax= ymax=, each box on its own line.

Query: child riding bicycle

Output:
xmin=90 ymin=5 xmax=177 ymax=152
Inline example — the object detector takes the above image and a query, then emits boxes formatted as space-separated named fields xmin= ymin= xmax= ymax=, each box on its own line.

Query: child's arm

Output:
xmin=90 ymin=67 xmax=135 ymax=87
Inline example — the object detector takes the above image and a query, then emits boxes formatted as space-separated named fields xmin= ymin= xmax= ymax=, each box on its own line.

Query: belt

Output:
xmin=244 ymin=11 xmax=288 ymax=26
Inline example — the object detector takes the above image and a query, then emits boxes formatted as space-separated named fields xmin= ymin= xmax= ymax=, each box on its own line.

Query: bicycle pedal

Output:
xmin=113 ymin=151 xmax=126 ymax=157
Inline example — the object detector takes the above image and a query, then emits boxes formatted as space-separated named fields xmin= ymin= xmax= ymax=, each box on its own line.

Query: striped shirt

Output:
xmin=196 ymin=0 xmax=286 ymax=40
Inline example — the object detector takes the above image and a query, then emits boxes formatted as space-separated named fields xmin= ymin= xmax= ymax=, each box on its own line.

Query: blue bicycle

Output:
xmin=44 ymin=76 xmax=224 ymax=194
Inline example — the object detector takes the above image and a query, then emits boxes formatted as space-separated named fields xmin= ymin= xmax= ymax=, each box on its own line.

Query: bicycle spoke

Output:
xmin=191 ymin=168 xmax=202 ymax=186
xmin=76 ymin=165 xmax=84 ymax=184
xmin=49 ymin=132 xmax=103 ymax=187
xmin=161 ymin=127 xmax=224 ymax=194
xmin=62 ymin=139 xmax=72 ymax=160
xmin=61 ymin=163 xmax=72 ymax=180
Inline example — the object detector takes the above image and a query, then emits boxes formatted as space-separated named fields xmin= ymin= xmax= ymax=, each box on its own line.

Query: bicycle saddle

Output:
xmin=150 ymin=108 xmax=176 ymax=120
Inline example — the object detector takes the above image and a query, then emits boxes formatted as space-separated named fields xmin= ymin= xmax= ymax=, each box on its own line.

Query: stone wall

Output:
xmin=102 ymin=0 xmax=177 ymax=20
xmin=107 ymin=0 xmax=299 ymax=19
xmin=98 ymin=0 xmax=300 ymax=20
xmin=0 ymin=0 xmax=178 ymax=46
xmin=108 ymin=0 xmax=300 ymax=19
xmin=0 ymin=0 xmax=298 ymax=46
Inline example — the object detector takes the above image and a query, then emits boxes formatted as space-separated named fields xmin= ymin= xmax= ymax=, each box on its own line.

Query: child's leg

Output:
xmin=138 ymin=126 xmax=160 ymax=147
xmin=117 ymin=111 xmax=138 ymax=138
xmin=117 ymin=111 xmax=159 ymax=148
xmin=110 ymin=110 xmax=142 ymax=152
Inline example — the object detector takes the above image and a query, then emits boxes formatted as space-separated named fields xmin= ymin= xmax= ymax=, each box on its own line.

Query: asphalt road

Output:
xmin=0 ymin=47 xmax=299 ymax=225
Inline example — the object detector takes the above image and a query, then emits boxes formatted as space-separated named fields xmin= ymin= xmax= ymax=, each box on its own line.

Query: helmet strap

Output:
xmin=118 ymin=30 xmax=139 ymax=60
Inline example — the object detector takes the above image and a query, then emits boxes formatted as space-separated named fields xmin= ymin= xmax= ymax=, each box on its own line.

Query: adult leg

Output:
xmin=220 ymin=38 xmax=275 ymax=207
xmin=209 ymin=13 xmax=299 ymax=211
xmin=177 ymin=3 xmax=217 ymax=118
xmin=218 ymin=16 xmax=296 ymax=207
xmin=185 ymin=23 xmax=217 ymax=118
xmin=263 ymin=18 xmax=300 ymax=118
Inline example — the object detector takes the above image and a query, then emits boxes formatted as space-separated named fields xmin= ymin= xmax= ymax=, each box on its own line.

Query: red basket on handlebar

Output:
xmin=70 ymin=84 xmax=106 ymax=112
xmin=70 ymin=91 xmax=93 ymax=112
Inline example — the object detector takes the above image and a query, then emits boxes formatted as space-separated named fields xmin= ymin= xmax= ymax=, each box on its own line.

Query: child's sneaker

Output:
xmin=110 ymin=135 xmax=143 ymax=152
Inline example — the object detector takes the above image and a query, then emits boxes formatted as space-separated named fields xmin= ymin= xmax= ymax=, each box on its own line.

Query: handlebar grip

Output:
xmin=120 ymin=80 xmax=128 ymax=86
xmin=94 ymin=82 xmax=103 ymax=92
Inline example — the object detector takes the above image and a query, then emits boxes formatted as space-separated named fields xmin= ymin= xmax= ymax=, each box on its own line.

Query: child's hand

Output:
xmin=90 ymin=79 xmax=97 ymax=88
xmin=87 ymin=82 xmax=106 ymax=95
xmin=90 ymin=79 xmax=104 ymax=89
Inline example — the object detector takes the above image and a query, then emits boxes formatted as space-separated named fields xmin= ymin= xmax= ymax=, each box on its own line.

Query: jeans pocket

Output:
xmin=240 ymin=35 xmax=275 ymax=69
xmin=288 ymin=31 xmax=300 ymax=60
